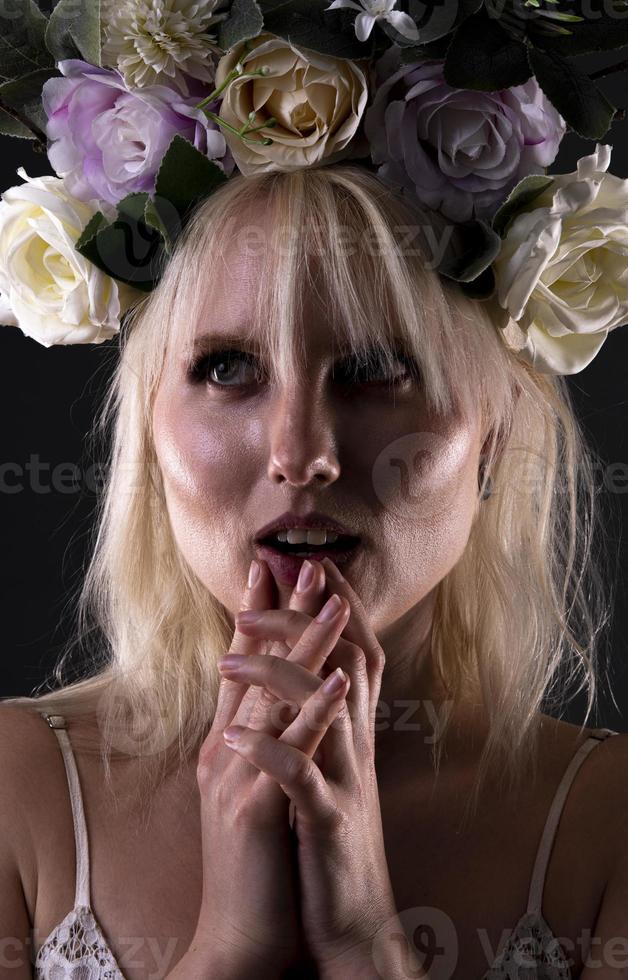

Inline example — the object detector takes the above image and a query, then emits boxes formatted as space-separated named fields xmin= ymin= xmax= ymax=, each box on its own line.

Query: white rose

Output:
xmin=0 ymin=169 xmax=140 ymax=347
xmin=214 ymin=33 xmax=369 ymax=176
xmin=492 ymin=144 xmax=628 ymax=375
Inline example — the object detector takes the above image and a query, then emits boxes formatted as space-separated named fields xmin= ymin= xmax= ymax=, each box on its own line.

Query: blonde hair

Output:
xmin=2 ymin=163 xmax=619 ymax=823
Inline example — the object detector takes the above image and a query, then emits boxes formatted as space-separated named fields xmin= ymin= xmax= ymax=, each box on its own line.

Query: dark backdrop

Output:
xmin=1 ymin=52 xmax=627 ymax=731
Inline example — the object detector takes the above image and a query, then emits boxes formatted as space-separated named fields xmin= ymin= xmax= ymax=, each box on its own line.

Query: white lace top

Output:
xmin=33 ymin=712 xmax=619 ymax=979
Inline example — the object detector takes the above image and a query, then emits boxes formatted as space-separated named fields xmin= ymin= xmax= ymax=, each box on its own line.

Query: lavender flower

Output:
xmin=42 ymin=59 xmax=235 ymax=207
xmin=364 ymin=47 xmax=566 ymax=223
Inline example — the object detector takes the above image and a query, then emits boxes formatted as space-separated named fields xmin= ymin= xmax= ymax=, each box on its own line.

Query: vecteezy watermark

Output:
xmin=369 ymin=909 xmax=628 ymax=979
xmin=371 ymin=431 xmax=628 ymax=518
xmin=3 ymin=930 xmax=182 ymax=977
xmin=263 ymin=696 xmax=454 ymax=740
xmin=372 ymin=430 xmax=460 ymax=522
xmin=0 ymin=456 xmax=147 ymax=496
xmin=229 ymin=220 xmax=455 ymax=268
xmin=5 ymin=449 xmax=628 ymax=502
xmin=372 ymin=906 xmax=458 ymax=980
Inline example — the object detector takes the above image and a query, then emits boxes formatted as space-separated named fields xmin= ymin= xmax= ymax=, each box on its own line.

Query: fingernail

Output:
xmin=322 ymin=667 xmax=347 ymax=695
xmin=316 ymin=593 xmax=343 ymax=623
xmin=218 ymin=654 xmax=245 ymax=670
xmin=296 ymin=559 xmax=314 ymax=594
xmin=248 ymin=559 xmax=261 ymax=589
xmin=237 ymin=610 xmax=262 ymax=624
xmin=223 ymin=725 xmax=243 ymax=743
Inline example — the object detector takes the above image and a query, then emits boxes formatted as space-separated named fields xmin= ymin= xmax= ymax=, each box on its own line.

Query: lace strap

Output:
xmin=527 ymin=727 xmax=619 ymax=915
xmin=40 ymin=712 xmax=91 ymax=908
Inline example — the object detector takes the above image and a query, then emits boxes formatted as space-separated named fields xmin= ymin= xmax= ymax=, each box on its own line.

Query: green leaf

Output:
xmin=259 ymin=0 xmax=368 ymax=60
xmin=527 ymin=45 xmax=616 ymax=139
xmin=115 ymin=192 xmax=151 ymax=223
xmin=437 ymin=219 xmax=502 ymax=283
xmin=400 ymin=35 xmax=452 ymax=63
xmin=0 ymin=67 xmax=59 ymax=138
xmin=75 ymin=210 xmax=109 ymax=253
xmin=46 ymin=0 xmax=101 ymax=66
xmin=460 ymin=265 xmax=496 ymax=299
xmin=75 ymin=201 xmax=163 ymax=293
xmin=533 ymin=0 xmax=628 ymax=54
xmin=492 ymin=174 xmax=555 ymax=239
xmin=144 ymin=197 xmax=175 ymax=254
xmin=444 ymin=12 xmax=532 ymax=89
xmin=0 ymin=0 xmax=54 ymax=81
xmin=218 ymin=0 xmax=264 ymax=52
xmin=154 ymin=134 xmax=229 ymax=221
xmin=0 ymin=105 xmax=36 ymax=137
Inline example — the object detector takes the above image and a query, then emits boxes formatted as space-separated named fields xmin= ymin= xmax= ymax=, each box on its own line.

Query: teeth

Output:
xmin=275 ymin=527 xmax=340 ymax=545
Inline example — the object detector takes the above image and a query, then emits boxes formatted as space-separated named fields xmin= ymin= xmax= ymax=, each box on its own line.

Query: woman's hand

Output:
xmin=192 ymin=557 xmax=348 ymax=978
xmin=218 ymin=558 xmax=415 ymax=978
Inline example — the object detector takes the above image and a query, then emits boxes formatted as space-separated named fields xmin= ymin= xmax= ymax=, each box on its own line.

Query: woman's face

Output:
xmin=151 ymin=238 xmax=485 ymax=636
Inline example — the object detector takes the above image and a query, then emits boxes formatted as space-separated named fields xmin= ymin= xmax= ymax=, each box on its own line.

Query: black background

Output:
xmin=0 ymin=49 xmax=627 ymax=731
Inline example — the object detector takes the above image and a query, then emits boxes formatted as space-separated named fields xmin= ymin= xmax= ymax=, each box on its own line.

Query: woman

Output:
xmin=1 ymin=164 xmax=627 ymax=980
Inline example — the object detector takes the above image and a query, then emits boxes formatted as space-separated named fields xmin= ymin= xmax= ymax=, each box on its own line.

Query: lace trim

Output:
xmin=34 ymin=905 xmax=125 ymax=980
xmin=482 ymin=910 xmax=571 ymax=979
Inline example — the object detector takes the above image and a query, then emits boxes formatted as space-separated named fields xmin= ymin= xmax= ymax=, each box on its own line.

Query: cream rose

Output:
xmin=492 ymin=144 xmax=628 ymax=375
xmin=213 ymin=32 xmax=369 ymax=176
xmin=0 ymin=169 xmax=141 ymax=347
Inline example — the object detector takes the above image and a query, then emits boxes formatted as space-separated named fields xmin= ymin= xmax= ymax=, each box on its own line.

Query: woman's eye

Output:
xmin=188 ymin=347 xmax=419 ymax=390
xmin=189 ymin=349 xmax=262 ymax=387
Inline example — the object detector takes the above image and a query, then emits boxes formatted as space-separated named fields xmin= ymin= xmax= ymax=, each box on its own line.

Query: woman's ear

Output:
xmin=480 ymin=381 xmax=521 ymax=466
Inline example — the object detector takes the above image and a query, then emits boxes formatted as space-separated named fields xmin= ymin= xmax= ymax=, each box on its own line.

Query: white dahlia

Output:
xmin=101 ymin=0 xmax=228 ymax=95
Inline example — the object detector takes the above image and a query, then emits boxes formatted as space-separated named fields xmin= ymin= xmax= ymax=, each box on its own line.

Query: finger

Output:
xmin=277 ymin=667 xmax=355 ymax=768
xmin=218 ymin=652 xmax=321 ymax=717
xmin=321 ymin=557 xmax=386 ymax=738
xmin=212 ymin=558 xmax=277 ymax=732
xmin=231 ymin=594 xmax=350 ymax=732
xmin=234 ymin=598 xmax=363 ymax=784
xmin=222 ymin=702 xmax=344 ymax=828
xmin=236 ymin=596 xmax=350 ymax=675
xmin=290 ymin=559 xmax=327 ymax=620
xmin=234 ymin=603 xmax=368 ymax=733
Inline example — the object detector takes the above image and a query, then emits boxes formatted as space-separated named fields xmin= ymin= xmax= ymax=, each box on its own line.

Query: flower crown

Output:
xmin=1 ymin=0 xmax=628 ymax=376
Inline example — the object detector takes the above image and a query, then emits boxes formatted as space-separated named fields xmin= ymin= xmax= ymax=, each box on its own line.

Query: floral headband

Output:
xmin=1 ymin=0 xmax=628 ymax=376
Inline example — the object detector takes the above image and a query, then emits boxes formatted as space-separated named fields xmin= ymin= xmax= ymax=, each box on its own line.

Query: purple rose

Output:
xmin=42 ymin=59 xmax=236 ymax=207
xmin=364 ymin=47 xmax=566 ymax=223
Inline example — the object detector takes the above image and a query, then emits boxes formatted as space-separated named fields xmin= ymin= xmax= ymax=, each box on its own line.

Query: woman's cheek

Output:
xmin=152 ymin=400 xmax=257 ymax=594
xmin=373 ymin=424 xmax=481 ymax=622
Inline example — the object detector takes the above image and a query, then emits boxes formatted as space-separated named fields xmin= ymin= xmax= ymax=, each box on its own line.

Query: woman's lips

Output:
xmin=253 ymin=541 xmax=362 ymax=588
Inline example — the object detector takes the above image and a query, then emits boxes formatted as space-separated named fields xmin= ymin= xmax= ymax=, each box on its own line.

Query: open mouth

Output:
xmin=253 ymin=533 xmax=362 ymax=586
xmin=256 ymin=533 xmax=361 ymax=558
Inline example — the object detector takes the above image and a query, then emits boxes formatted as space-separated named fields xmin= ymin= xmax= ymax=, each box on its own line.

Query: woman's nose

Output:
xmin=267 ymin=386 xmax=340 ymax=487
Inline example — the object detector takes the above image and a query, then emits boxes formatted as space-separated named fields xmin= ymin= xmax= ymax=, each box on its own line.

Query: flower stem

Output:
xmin=203 ymin=108 xmax=276 ymax=146
xmin=589 ymin=57 xmax=628 ymax=81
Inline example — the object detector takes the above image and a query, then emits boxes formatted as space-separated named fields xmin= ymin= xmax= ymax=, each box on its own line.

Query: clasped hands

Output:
xmin=199 ymin=555 xmax=423 ymax=980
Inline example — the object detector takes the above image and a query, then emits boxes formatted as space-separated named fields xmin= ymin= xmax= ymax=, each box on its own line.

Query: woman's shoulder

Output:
xmin=539 ymin=714 xmax=628 ymax=843
xmin=0 ymin=699 xmax=101 ymax=752
xmin=539 ymin=713 xmax=628 ymax=759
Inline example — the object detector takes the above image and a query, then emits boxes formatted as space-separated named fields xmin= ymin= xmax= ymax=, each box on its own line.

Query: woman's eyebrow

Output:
xmin=190 ymin=331 xmax=260 ymax=354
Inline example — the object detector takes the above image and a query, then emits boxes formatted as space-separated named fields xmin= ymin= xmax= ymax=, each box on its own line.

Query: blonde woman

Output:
xmin=1 ymin=165 xmax=627 ymax=980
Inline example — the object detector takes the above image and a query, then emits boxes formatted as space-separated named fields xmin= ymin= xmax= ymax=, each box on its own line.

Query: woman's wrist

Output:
xmin=181 ymin=930 xmax=285 ymax=980
xmin=317 ymin=917 xmax=425 ymax=980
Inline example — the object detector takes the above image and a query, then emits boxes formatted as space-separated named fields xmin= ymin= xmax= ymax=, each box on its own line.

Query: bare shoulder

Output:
xmin=0 ymin=701 xmax=71 ymax=828
xmin=0 ymin=703 xmax=59 ymax=921
xmin=539 ymin=713 xmax=628 ymax=847
xmin=0 ymin=700 xmax=109 ymax=916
